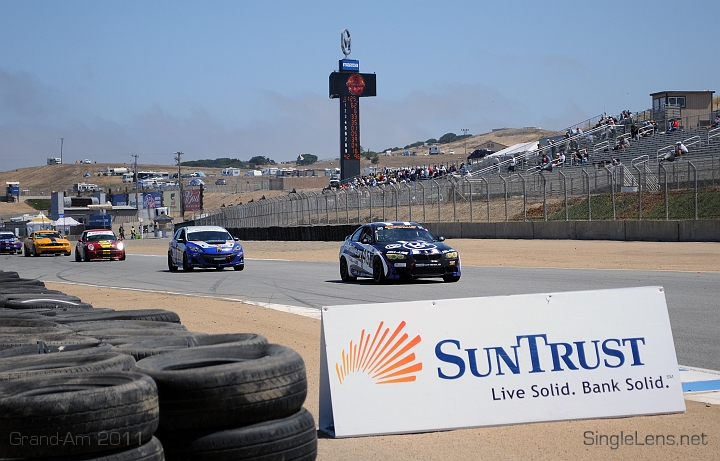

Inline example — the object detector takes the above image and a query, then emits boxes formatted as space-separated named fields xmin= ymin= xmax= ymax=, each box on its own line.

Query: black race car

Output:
xmin=339 ymin=222 xmax=461 ymax=284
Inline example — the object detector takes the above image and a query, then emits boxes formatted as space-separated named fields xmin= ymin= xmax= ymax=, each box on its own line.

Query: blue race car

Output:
xmin=0 ymin=231 xmax=22 ymax=254
xmin=168 ymin=225 xmax=244 ymax=271
xmin=339 ymin=222 xmax=461 ymax=284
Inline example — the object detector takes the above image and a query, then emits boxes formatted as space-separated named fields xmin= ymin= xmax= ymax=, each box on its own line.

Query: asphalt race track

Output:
xmin=2 ymin=252 xmax=718 ymax=372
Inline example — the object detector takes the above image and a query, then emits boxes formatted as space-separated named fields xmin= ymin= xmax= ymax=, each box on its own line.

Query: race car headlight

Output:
xmin=116 ymin=242 xmax=124 ymax=251
xmin=386 ymin=253 xmax=407 ymax=260
xmin=188 ymin=245 xmax=203 ymax=253
xmin=87 ymin=244 xmax=95 ymax=251
xmin=233 ymin=244 xmax=243 ymax=252
xmin=444 ymin=251 xmax=458 ymax=259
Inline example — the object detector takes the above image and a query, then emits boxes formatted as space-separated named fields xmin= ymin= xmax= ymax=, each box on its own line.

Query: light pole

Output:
xmin=461 ymin=128 xmax=469 ymax=158
xmin=60 ymin=138 xmax=64 ymax=164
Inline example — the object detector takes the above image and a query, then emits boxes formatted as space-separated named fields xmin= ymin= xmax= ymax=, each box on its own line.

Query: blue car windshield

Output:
xmin=187 ymin=230 xmax=233 ymax=243
xmin=375 ymin=226 xmax=436 ymax=243
xmin=0 ymin=233 xmax=15 ymax=239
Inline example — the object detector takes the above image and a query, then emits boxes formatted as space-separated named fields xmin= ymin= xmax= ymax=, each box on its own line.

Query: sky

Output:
xmin=0 ymin=0 xmax=717 ymax=170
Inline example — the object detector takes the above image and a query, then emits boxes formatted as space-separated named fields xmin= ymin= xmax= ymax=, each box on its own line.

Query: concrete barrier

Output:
xmin=625 ymin=221 xmax=679 ymax=242
xmin=177 ymin=220 xmax=720 ymax=242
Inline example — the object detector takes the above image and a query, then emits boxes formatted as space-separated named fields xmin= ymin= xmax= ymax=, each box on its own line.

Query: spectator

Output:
xmin=712 ymin=114 xmax=720 ymax=129
xmin=613 ymin=136 xmax=630 ymax=150
xmin=667 ymin=119 xmax=680 ymax=133
xmin=130 ymin=226 xmax=136 ymax=239
xmin=630 ymin=123 xmax=639 ymax=141
xmin=556 ymin=152 xmax=566 ymax=166
xmin=493 ymin=156 xmax=500 ymax=173
xmin=611 ymin=157 xmax=621 ymax=166
xmin=508 ymin=156 xmax=516 ymax=173
xmin=675 ymin=141 xmax=688 ymax=157
xmin=118 ymin=225 xmax=125 ymax=240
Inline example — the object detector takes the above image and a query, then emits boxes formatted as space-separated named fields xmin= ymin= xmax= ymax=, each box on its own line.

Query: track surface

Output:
xmin=2 ymin=252 xmax=718 ymax=371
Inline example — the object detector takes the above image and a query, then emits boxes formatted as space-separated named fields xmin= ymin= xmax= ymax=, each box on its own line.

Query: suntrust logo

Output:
xmin=335 ymin=321 xmax=422 ymax=385
xmin=436 ymin=334 xmax=647 ymax=379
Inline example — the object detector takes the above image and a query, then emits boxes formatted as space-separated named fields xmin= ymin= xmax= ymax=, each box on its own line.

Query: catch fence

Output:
xmin=193 ymin=155 xmax=720 ymax=228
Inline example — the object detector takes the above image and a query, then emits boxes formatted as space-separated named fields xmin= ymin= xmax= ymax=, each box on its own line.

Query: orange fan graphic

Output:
xmin=335 ymin=321 xmax=422 ymax=385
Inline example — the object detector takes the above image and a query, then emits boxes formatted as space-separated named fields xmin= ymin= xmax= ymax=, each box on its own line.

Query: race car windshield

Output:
xmin=0 ymin=233 xmax=15 ymax=239
xmin=188 ymin=230 xmax=233 ymax=243
xmin=37 ymin=232 xmax=62 ymax=239
xmin=375 ymin=227 xmax=436 ymax=243
xmin=86 ymin=233 xmax=116 ymax=242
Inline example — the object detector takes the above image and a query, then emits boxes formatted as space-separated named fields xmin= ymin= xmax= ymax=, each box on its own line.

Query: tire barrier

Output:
xmin=0 ymin=270 xmax=317 ymax=460
xmin=113 ymin=333 xmax=268 ymax=361
xmin=0 ymin=372 xmax=160 ymax=459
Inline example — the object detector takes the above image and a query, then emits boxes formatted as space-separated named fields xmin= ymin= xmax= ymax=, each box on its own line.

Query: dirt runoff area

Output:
xmin=49 ymin=238 xmax=720 ymax=461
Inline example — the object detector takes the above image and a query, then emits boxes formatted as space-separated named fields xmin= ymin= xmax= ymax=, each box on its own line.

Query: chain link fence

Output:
xmin=192 ymin=155 xmax=720 ymax=227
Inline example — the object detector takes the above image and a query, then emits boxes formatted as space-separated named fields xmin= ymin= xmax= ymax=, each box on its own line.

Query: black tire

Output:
xmin=159 ymin=408 xmax=317 ymax=461
xmin=23 ymin=245 xmax=30 ymax=257
xmin=4 ymin=293 xmax=82 ymax=302
xmin=0 ymin=271 xmax=19 ymax=278
xmin=67 ymin=320 xmax=188 ymax=332
xmin=372 ymin=256 xmax=387 ymax=284
xmin=0 ymin=295 xmax=6 ymax=308
xmin=0 ymin=278 xmax=46 ymax=286
xmin=119 ymin=252 xmax=126 ymax=261
xmin=113 ymin=333 xmax=267 ymax=361
xmin=443 ymin=274 xmax=461 ymax=283
xmin=54 ymin=309 xmax=181 ymax=324
xmin=168 ymin=252 xmax=177 ymax=272
xmin=5 ymin=299 xmax=94 ymax=310
xmin=75 ymin=249 xmax=81 ymax=262
xmin=0 ymin=372 xmax=159 ymax=458
xmin=134 ymin=343 xmax=306 ymax=431
xmin=32 ymin=246 xmax=39 ymax=257
xmin=233 ymin=264 xmax=244 ymax=271
xmin=340 ymin=257 xmax=356 ymax=282
xmin=0 ymin=350 xmax=135 ymax=381
xmin=84 ymin=249 xmax=91 ymax=262
xmin=0 ymin=344 xmax=43 ymax=358
xmin=79 ymin=328 xmax=193 ymax=341
xmin=182 ymin=252 xmax=193 ymax=271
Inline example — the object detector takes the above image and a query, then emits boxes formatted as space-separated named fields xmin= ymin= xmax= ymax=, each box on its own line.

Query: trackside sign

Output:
xmin=318 ymin=287 xmax=685 ymax=437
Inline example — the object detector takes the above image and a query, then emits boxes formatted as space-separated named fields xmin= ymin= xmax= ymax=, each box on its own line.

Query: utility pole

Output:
xmin=175 ymin=152 xmax=184 ymax=217
xmin=60 ymin=138 xmax=64 ymax=164
xmin=461 ymin=128 xmax=469 ymax=158
xmin=131 ymin=154 xmax=139 ymax=213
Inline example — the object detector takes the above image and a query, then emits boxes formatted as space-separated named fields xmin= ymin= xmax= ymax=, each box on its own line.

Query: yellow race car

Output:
xmin=23 ymin=230 xmax=72 ymax=257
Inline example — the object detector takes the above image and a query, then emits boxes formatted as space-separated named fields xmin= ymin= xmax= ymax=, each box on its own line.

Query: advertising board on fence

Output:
xmin=183 ymin=189 xmax=202 ymax=212
xmin=319 ymin=286 xmax=685 ymax=438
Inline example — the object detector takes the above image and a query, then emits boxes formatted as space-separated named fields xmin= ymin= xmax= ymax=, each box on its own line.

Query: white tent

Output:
xmin=486 ymin=141 xmax=538 ymax=159
xmin=25 ymin=213 xmax=52 ymax=233
xmin=51 ymin=216 xmax=82 ymax=234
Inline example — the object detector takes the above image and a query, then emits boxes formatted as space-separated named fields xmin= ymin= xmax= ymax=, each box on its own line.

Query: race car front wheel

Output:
xmin=75 ymin=250 xmax=81 ymax=262
xmin=168 ymin=253 xmax=178 ymax=272
xmin=340 ymin=257 xmax=356 ymax=282
xmin=182 ymin=252 xmax=194 ymax=271
xmin=372 ymin=257 xmax=387 ymax=285
xmin=443 ymin=274 xmax=461 ymax=283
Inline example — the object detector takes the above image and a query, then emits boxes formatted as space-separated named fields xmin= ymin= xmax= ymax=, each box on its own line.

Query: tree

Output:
xmin=249 ymin=156 xmax=275 ymax=166
xmin=438 ymin=133 xmax=457 ymax=144
xmin=296 ymin=154 xmax=318 ymax=166
xmin=370 ymin=154 xmax=380 ymax=164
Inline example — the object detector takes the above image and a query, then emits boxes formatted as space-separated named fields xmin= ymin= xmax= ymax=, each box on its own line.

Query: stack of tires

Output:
xmin=0 ymin=270 xmax=317 ymax=460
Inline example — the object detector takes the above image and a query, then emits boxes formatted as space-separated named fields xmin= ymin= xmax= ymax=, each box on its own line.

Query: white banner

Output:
xmin=319 ymin=287 xmax=685 ymax=438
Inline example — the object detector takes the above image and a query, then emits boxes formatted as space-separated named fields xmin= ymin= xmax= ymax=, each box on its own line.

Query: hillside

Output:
xmin=0 ymin=127 xmax=556 ymax=217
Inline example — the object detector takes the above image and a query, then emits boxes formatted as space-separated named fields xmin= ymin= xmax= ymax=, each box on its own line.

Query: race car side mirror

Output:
xmin=361 ymin=237 xmax=371 ymax=244
xmin=437 ymin=236 xmax=446 ymax=242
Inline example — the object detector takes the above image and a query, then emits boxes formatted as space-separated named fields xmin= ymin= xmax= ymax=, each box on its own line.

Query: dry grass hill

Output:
xmin=0 ymin=127 xmax=556 ymax=216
